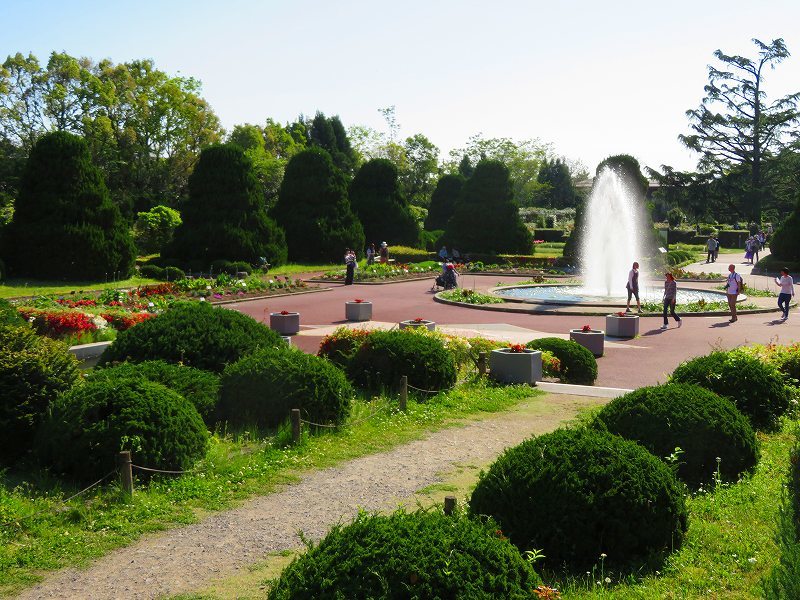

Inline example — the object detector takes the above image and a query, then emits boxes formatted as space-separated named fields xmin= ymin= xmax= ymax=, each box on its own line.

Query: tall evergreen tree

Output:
xmin=165 ymin=144 xmax=287 ymax=267
xmin=1 ymin=131 xmax=135 ymax=280
xmin=536 ymin=158 xmax=578 ymax=208
xmin=273 ymin=148 xmax=364 ymax=262
xmin=596 ymin=154 xmax=649 ymax=196
xmin=425 ymin=174 xmax=464 ymax=231
xmin=308 ymin=112 xmax=357 ymax=175
xmin=349 ymin=159 xmax=420 ymax=247
xmin=458 ymin=154 xmax=474 ymax=178
xmin=444 ymin=160 xmax=532 ymax=254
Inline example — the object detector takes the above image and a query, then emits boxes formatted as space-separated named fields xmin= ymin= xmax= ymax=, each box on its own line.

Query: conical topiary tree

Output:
xmin=769 ymin=198 xmax=800 ymax=262
xmin=443 ymin=159 xmax=532 ymax=254
xmin=2 ymin=131 xmax=136 ymax=280
xmin=425 ymin=173 xmax=463 ymax=231
xmin=272 ymin=148 xmax=365 ymax=262
xmin=349 ymin=159 xmax=420 ymax=247
xmin=164 ymin=144 xmax=287 ymax=267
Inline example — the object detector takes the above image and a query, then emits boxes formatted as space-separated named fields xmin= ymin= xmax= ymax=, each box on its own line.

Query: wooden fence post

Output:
xmin=478 ymin=351 xmax=487 ymax=376
xmin=118 ymin=450 xmax=133 ymax=497
xmin=399 ymin=375 xmax=408 ymax=412
xmin=444 ymin=496 xmax=456 ymax=515
xmin=291 ymin=408 xmax=301 ymax=444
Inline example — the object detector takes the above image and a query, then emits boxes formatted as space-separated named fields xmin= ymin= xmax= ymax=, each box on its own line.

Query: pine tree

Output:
xmin=425 ymin=174 xmax=464 ymax=231
xmin=309 ymin=112 xmax=357 ymax=175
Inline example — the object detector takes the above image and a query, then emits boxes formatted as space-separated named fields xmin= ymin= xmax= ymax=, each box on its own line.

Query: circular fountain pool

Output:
xmin=493 ymin=285 xmax=732 ymax=307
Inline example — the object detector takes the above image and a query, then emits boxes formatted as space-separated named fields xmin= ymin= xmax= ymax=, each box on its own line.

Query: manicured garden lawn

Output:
xmin=0 ymin=276 xmax=160 ymax=299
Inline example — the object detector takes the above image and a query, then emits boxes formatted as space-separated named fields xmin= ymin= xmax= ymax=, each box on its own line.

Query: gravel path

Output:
xmin=17 ymin=393 xmax=604 ymax=600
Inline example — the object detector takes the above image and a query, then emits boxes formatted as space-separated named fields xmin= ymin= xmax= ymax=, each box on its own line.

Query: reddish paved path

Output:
xmin=230 ymin=273 xmax=798 ymax=390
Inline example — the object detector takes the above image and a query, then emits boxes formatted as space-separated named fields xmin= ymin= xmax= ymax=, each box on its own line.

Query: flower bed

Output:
xmin=313 ymin=261 xmax=439 ymax=282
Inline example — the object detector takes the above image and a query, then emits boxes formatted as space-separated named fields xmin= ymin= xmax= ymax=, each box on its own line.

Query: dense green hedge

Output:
xmin=218 ymin=346 xmax=352 ymax=429
xmin=532 ymin=228 xmax=567 ymax=242
xmin=770 ymin=200 xmax=800 ymax=262
xmin=0 ymin=325 xmax=80 ymax=463
xmin=348 ymin=330 xmax=456 ymax=393
xmin=670 ymin=350 xmax=791 ymax=431
xmin=469 ymin=427 xmax=688 ymax=570
xmin=36 ymin=378 xmax=208 ymax=481
xmin=595 ymin=383 xmax=759 ymax=488
xmin=267 ymin=509 xmax=541 ymax=599
xmin=88 ymin=360 xmax=220 ymax=425
xmin=525 ymin=337 xmax=597 ymax=384
xmin=99 ymin=301 xmax=284 ymax=373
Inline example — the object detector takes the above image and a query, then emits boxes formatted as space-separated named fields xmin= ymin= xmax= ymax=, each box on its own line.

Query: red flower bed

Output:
xmin=101 ymin=312 xmax=156 ymax=331
xmin=55 ymin=298 xmax=98 ymax=308
xmin=18 ymin=307 xmax=97 ymax=336
xmin=134 ymin=283 xmax=178 ymax=298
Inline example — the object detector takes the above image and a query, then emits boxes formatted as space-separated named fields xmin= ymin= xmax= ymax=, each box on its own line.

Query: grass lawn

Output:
xmin=0 ymin=276 xmax=161 ymax=299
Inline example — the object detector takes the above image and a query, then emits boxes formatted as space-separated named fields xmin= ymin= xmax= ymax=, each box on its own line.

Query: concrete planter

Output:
xmin=398 ymin=319 xmax=436 ymax=331
xmin=570 ymin=329 xmax=605 ymax=357
xmin=281 ymin=336 xmax=292 ymax=346
xmin=345 ymin=301 xmax=372 ymax=321
xmin=605 ymin=314 xmax=639 ymax=338
xmin=489 ymin=349 xmax=542 ymax=384
xmin=270 ymin=312 xmax=300 ymax=335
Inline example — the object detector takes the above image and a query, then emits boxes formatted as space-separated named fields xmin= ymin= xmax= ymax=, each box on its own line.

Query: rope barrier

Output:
xmin=130 ymin=464 xmax=196 ymax=475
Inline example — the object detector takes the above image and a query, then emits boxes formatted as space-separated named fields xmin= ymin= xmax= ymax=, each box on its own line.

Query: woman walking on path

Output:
xmin=661 ymin=272 xmax=682 ymax=330
xmin=344 ymin=249 xmax=357 ymax=285
xmin=366 ymin=243 xmax=375 ymax=265
xmin=775 ymin=268 xmax=795 ymax=321
xmin=725 ymin=264 xmax=744 ymax=323
xmin=626 ymin=262 xmax=640 ymax=313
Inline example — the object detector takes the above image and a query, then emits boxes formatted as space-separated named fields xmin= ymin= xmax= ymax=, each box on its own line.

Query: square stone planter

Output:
xmin=605 ymin=314 xmax=639 ymax=338
xmin=345 ymin=301 xmax=372 ymax=322
xmin=269 ymin=312 xmax=300 ymax=335
xmin=569 ymin=329 xmax=605 ymax=357
xmin=489 ymin=349 xmax=542 ymax=384
xmin=398 ymin=319 xmax=436 ymax=331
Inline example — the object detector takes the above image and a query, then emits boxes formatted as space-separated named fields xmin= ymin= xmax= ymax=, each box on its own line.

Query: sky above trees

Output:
xmin=2 ymin=0 xmax=799 ymax=173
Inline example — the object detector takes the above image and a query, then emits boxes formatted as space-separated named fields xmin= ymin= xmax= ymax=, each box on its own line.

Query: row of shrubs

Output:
xmin=140 ymin=259 xmax=255 ymax=281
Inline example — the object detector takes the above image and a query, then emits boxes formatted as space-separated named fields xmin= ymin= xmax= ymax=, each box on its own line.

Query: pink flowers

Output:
xmin=507 ymin=343 xmax=526 ymax=353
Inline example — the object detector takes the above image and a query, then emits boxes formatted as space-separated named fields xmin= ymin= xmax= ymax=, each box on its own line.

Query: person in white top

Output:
xmin=725 ymin=264 xmax=744 ymax=323
xmin=775 ymin=268 xmax=795 ymax=320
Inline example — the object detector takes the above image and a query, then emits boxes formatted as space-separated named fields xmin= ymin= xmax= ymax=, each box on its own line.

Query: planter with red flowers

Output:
xmin=269 ymin=310 xmax=300 ymax=335
xmin=605 ymin=311 xmax=639 ymax=338
xmin=489 ymin=344 xmax=542 ymax=385
xmin=398 ymin=317 xmax=436 ymax=331
xmin=569 ymin=324 xmax=605 ymax=357
xmin=345 ymin=298 xmax=373 ymax=322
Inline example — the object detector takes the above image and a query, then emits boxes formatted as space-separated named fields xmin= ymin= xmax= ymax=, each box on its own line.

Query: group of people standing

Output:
xmin=343 ymin=242 xmax=390 ymax=286
xmin=744 ymin=231 xmax=767 ymax=265
xmin=365 ymin=242 xmax=389 ymax=266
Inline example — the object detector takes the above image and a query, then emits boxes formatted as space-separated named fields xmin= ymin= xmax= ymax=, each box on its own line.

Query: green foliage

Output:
xmin=0 ymin=298 xmax=24 ymax=326
xmin=349 ymin=159 xmax=421 ymax=247
xmin=218 ymin=346 xmax=352 ymax=429
xmin=443 ymin=160 xmax=533 ymax=254
xmin=595 ymin=383 xmax=759 ymax=488
xmin=164 ymin=266 xmax=185 ymax=281
xmin=267 ymin=508 xmax=541 ymax=599
xmin=139 ymin=264 xmax=165 ymax=280
xmin=667 ymin=249 xmax=695 ymax=266
xmin=469 ymin=427 xmax=688 ymax=570
xmin=596 ymin=154 xmax=649 ymax=196
xmin=425 ymin=174 xmax=464 ymax=231
xmin=317 ymin=327 xmax=372 ymax=370
xmin=99 ymin=301 xmax=284 ymax=373
xmin=670 ymin=350 xmax=792 ymax=431
xmin=667 ymin=207 xmax=686 ymax=228
xmin=348 ymin=329 xmax=457 ymax=393
xmin=525 ymin=337 xmax=597 ymax=384
xmin=1 ymin=131 xmax=136 ymax=280
xmin=307 ymin=112 xmax=357 ymax=175
xmin=133 ymin=205 xmax=181 ymax=254
xmin=535 ymin=157 xmax=578 ymax=208
xmin=165 ymin=144 xmax=287 ymax=267
xmin=87 ymin=360 xmax=220 ymax=425
xmin=0 ymin=325 xmax=80 ymax=462
xmin=36 ymin=377 xmax=208 ymax=481
xmin=770 ymin=199 xmax=800 ymax=262
xmin=273 ymin=148 xmax=365 ymax=262
xmin=440 ymin=288 xmax=504 ymax=304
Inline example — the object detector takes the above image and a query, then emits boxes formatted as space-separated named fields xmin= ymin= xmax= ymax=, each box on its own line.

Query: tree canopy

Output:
xmin=425 ymin=173 xmax=464 ymax=231
xmin=535 ymin=157 xmax=579 ymax=208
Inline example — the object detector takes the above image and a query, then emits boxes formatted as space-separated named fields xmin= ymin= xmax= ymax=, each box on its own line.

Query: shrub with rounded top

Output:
xmin=469 ymin=427 xmax=688 ymax=570
xmin=595 ymin=383 xmax=759 ymax=488
xmin=525 ymin=337 xmax=597 ymax=384
xmin=267 ymin=508 xmax=541 ymax=599
xmin=317 ymin=327 xmax=371 ymax=370
xmin=0 ymin=325 xmax=80 ymax=463
xmin=88 ymin=360 xmax=220 ymax=425
xmin=219 ymin=346 xmax=352 ymax=428
xmin=347 ymin=329 xmax=456 ymax=393
xmin=0 ymin=298 xmax=24 ymax=326
xmin=670 ymin=350 xmax=791 ymax=430
xmin=99 ymin=301 xmax=283 ymax=373
xmin=36 ymin=378 xmax=208 ymax=481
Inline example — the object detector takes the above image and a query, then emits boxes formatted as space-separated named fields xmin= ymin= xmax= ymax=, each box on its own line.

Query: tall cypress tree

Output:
xmin=444 ymin=159 xmax=532 ymax=254
xmin=425 ymin=174 xmax=464 ymax=231
xmin=349 ymin=159 xmax=420 ymax=247
xmin=273 ymin=148 xmax=364 ymax=262
xmin=309 ymin=112 xmax=357 ymax=175
xmin=2 ymin=131 xmax=136 ymax=280
xmin=165 ymin=144 xmax=287 ymax=267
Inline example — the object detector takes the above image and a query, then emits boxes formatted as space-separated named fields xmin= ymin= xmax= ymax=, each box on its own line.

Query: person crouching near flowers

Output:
xmin=661 ymin=272 xmax=682 ymax=330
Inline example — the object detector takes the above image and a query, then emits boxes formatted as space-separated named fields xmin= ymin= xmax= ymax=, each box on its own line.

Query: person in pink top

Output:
xmin=775 ymin=268 xmax=795 ymax=321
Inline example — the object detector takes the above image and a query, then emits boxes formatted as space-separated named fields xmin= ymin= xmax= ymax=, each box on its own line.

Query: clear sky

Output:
xmin=3 ymin=0 xmax=799 ymax=173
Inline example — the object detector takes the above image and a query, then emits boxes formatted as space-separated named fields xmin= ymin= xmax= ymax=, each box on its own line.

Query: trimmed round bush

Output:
xmin=348 ymin=330 xmax=456 ymax=393
xmin=219 ymin=346 xmax=352 ymax=428
xmin=267 ymin=509 xmax=541 ymax=599
xmin=0 ymin=298 xmax=24 ymax=326
xmin=469 ymin=427 xmax=688 ymax=570
xmin=164 ymin=266 xmax=185 ymax=281
xmin=596 ymin=383 xmax=759 ymax=488
xmin=88 ymin=360 xmax=220 ymax=425
xmin=670 ymin=350 xmax=791 ymax=430
xmin=0 ymin=325 xmax=80 ymax=462
xmin=139 ymin=264 xmax=166 ymax=280
xmin=526 ymin=337 xmax=597 ymax=384
xmin=317 ymin=327 xmax=371 ymax=370
xmin=36 ymin=378 xmax=208 ymax=481
xmin=99 ymin=301 xmax=284 ymax=373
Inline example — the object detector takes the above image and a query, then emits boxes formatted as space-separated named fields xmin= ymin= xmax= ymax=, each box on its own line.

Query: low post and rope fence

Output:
xmin=117 ymin=450 xmax=134 ymax=496
xmin=477 ymin=351 xmax=487 ymax=376
xmin=444 ymin=496 xmax=457 ymax=515
xmin=399 ymin=375 xmax=408 ymax=412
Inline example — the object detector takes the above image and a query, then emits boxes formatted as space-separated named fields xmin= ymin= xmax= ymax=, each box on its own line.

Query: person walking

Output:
xmin=366 ymin=243 xmax=375 ymax=265
xmin=661 ymin=272 xmax=682 ymax=330
xmin=625 ymin=262 xmax=640 ymax=313
xmin=725 ymin=264 xmax=744 ymax=323
xmin=706 ymin=235 xmax=716 ymax=263
xmin=344 ymin=249 xmax=357 ymax=285
xmin=713 ymin=235 xmax=720 ymax=262
xmin=775 ymin=268 xmax=795 ymax=321
xmin=379 ymin=241 xmax=388 ymax=264
xmin=744 ymin=237 xmax=755 ymax=265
